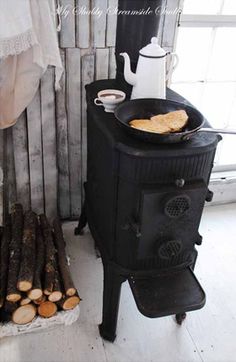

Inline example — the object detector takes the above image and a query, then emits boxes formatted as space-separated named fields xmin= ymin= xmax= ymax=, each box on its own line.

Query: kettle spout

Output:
xmin=120 ymin=53 xmax=137 ymax=86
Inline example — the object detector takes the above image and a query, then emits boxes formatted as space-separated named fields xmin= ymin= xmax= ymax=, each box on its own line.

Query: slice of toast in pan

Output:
xmin=130 ymin=119 xmax=171 ymax=134
xmin=150 ymin=110 xmax=188 ymax=133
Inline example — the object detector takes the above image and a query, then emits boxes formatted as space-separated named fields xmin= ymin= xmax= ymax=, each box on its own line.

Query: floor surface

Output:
xmin=1 ymin=203 xmax=236 ymax=362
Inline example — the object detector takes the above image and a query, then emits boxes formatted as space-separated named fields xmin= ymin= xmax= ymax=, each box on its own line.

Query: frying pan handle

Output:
xmin=181 ymin=127 xmax=236 ymax=141
xmin=199 ymin=128 xmax=236 ymax=135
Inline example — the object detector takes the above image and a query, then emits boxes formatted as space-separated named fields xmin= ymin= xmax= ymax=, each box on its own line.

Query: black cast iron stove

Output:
xmin=75 ymin=0 xmax=221 ymax=342
xmin=75 ymin=80 xmax=220 ymax=341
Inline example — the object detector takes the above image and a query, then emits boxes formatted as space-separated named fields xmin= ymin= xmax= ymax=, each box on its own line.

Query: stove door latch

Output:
xmin=121 ymin=218 xmax=141 ymax=238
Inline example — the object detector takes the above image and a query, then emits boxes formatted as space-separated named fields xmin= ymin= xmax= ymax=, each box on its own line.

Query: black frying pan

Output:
xmin=114 ymin=98 xmax=236 ymax=144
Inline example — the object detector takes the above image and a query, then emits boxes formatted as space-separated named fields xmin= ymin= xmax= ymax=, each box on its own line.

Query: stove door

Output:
xmin=138 ymin=181 xmax=207 ymax=266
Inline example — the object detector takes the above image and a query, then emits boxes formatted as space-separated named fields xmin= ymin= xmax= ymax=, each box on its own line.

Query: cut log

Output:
xmin=12 ymin=304 xmax=36 ymax=325
xmin=27 ymin=288 xmax=43 ymax=301
xmin=40 ymin=215 xmax=56 ymax=295
xmin=48 ymin=287 xmax=62 ymax=302
xmin=48 ymin=290 xmax=62 ymax=303
xmin=6 ymin=204 xmax=23 ymax=302
xmin=27 ymin=224 xmax=44 ymax=300
xmin=57 ymin=294 xmax=80 ymax=310
xmin=20 ymin=296 xmax=31 ymax=306
xmin=6 ymin=293 xmax=22 ymax=303
xmin=53 ymin=218 xmax=76 ymax=296
xmin=17 ymin=211 xmax=37 ymax=292
xmin=48 ymin=260 xmax=63 ymax=302
xmin=0 ymin=216 xmax=11 ymax=308
xmin=38 ymin=301 xmax=57 ymax=318
xmin=33 ymin=294 xmax=46 ymax=305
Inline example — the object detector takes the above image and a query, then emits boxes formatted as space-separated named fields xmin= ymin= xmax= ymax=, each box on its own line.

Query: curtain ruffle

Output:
xmin=0 ymin=28 xmax=37 ymax=59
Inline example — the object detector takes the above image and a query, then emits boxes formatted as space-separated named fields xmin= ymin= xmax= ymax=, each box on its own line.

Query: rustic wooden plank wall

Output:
xmin=0 ymin=0 xmax=179 ymax=223
xmin=0 ymin=0 xmax=118 ymax=222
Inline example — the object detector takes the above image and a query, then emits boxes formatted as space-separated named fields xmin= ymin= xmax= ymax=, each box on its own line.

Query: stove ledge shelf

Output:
xmin=128 ymin=267 xmax=206 ymax=319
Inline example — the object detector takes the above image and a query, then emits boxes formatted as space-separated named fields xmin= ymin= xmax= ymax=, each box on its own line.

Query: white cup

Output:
xmin=94 ymin=89 xmax=126 ymax=113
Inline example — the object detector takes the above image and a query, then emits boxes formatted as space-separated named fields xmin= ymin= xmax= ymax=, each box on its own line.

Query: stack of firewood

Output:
xmin=0 ymin=204 xmax=80 ymax=325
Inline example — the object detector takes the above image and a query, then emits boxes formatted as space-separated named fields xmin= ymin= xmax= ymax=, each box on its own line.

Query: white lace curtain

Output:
xmin=0 ymin=0 xmax=63 ymax=129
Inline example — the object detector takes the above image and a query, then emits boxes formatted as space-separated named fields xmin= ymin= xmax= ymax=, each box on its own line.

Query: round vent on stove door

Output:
xmin=158 ymin=240 xmax=182 ymax=260
xmin=164 ymin=195 xmax=191 ymax=219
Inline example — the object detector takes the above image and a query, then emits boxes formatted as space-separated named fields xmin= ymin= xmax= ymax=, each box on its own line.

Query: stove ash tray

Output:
xmin=128 ymin=267 xmax=206 ymax=319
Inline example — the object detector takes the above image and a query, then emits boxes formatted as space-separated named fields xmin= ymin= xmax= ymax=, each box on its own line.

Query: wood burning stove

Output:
xmin=75 ymin=79 xmax=221 ymax=341
xmin=75 ymin=0 xmax=221 ymax=341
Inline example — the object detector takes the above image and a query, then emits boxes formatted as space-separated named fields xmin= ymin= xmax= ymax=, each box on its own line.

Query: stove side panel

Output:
xmin=86 ymin=109 xmax=119 ymax=259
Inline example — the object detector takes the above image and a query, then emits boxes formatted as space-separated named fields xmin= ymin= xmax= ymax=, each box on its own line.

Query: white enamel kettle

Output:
xmin=120 ymin=37 xmax=179 ymax=99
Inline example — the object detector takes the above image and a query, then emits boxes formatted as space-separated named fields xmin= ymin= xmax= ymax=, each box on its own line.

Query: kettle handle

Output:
xmin=166 ymin=52 xmax=179 ymax=80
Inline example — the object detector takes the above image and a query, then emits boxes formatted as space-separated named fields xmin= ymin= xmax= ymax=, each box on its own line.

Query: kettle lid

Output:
xmin=139 ymin=37 xmax=166 ymax=58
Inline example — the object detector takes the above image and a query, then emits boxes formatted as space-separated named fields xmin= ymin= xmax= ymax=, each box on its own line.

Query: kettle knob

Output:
xmin=151 ymin=37 xmax=158 ymax=45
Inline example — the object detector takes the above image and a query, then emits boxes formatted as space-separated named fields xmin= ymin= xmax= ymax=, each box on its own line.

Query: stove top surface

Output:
xmin=86 ymin=80 xmax=220 ymax=157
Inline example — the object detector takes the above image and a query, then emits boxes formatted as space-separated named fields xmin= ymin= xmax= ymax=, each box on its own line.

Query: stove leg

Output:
xmin=99 ymin=265 xmax=125 ymax=342
xmin=192 ymin=250 xmax=198 ymax=270
xmin=175 ymin=312 xmax=187 ymax=325
xmin=74 ymin=203 xmax=87 ymax=235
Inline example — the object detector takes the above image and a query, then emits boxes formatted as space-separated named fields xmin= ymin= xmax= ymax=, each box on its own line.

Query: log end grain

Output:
xmin=43 ymin=288 xmax=52 ymax=296
xmin=38 ymin=301 xmax=57 ymax=318
xmin=48 ymin=291 xmax=63 ymax=303
xmin=17 ymin=281 xmax=32 ymax=292
xmin=6 ymin=293 xmax=21 ymax=303
xmin=20 ymin=297 xmax=31 ymax=306
xmin=33 ymin=295 xmax=46 ymax=305
xmin=62 ymin=295 xmax=80 ymax=310
xmin=27 ymin=288 xmax=43 ymax=301
xmin=12 ymin=304 xmax=36 ymax=325
xmin=66 ymin=287 xmax=77 ymax=297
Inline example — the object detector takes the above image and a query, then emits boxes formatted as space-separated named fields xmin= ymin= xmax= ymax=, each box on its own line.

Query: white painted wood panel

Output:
xmin=5 ymin=128 xmax=17 ymax=211
xmin=66 ymin=48 xmax=82 ymax=217
xmin=12 ymin=112 xmax=30 ymax=211
xmin=92 ymin=0 xmax=108 ymax=47
xmin=96 ymin=48 xmax=109 ymax=80
xmin=41 ymin=67 xmax=58 ymax=220
xmin=106 ymin=0 xmax=118 ymax=47
xmin=27 ymin=90 xmax=44 ymax=214
xmin=76 ymin=0 xmax=90 ymax=48
xmin=109 ymin=47 xmax=116 ymax=79
xmin=59 ymin=0 xmax=76 ymax=48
